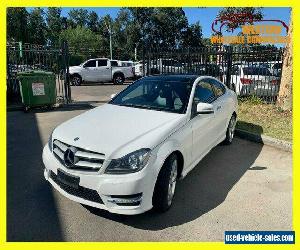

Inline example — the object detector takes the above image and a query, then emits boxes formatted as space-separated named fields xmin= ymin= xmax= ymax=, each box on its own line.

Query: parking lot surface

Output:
xmin=70 ymin=82 xmax=130 ymax=104
xmin=7 ymin=84 xmax=292 ymax=242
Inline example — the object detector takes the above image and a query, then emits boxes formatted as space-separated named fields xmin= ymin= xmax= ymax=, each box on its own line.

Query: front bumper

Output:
xmin=42 ymin=145 xmax=155 ymax=215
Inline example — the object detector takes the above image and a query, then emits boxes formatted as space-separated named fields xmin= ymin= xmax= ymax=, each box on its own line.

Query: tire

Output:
xmin=223 ymin=114 xmax=237 ymax=145
xmin=71 ymin=75 xmax=82 ymax=86
xmin=113 ymin=74 xmax=125 ymax=85
xmin=153 ymin=154 xmax=178 ymax=212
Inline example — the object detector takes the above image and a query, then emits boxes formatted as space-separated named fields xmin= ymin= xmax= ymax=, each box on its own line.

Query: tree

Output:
xmin=68 ymin=8 xmax=89 ymax=28
xmin=149 ymin=8 xmax=188 ymax=47
xmin=277 ymin=19 xmax=292 ymax=110
xmin=59 ymin=26 xmax=105 ymax=54
xmin=87 ymin=11 xmax=99 ymax=33
xmin=7 ymin=7 xmax=29 ymax=43
xmin=46 ymin=7 xmax=62 ymax=46
xmin=27 ymin=8 xmax=47 ymax=45
xmin=181 ymin=22 xmax=203 ymax=47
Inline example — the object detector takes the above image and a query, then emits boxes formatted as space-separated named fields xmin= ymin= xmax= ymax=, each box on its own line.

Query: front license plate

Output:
xmin=57 ymin=169 xmax=80 ymax=189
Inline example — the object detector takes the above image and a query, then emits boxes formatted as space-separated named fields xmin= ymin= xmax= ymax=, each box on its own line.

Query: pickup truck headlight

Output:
xmin=105 ymin=148 xmax=151 ymax=174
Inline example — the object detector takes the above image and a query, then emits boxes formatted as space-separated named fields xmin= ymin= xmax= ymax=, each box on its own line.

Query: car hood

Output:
xmin=69 ymin=66 xmax=82 ymax=73
xmin=53 ymin=104 xmax=186 ymax=159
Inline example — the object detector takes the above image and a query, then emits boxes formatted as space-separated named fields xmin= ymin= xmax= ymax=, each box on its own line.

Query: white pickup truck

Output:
xmin=69 ymin=58 xmax=134 ymax=85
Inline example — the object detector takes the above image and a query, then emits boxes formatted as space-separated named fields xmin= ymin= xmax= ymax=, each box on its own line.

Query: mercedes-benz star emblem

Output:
xmin=64 ymin=147 xmax=78 ymax=167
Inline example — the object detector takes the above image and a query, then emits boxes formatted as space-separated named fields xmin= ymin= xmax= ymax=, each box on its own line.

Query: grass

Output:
xmin=236 ymin=96 xmax=292 ymax=142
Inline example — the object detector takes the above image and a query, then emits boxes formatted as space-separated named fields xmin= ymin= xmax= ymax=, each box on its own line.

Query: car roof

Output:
xmin=144 ymin=74 xmax=199 ymax=82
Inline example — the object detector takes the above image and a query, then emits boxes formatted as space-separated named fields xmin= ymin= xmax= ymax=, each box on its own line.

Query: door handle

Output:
xmin=217 ymin=105 xmax=222 ymax=110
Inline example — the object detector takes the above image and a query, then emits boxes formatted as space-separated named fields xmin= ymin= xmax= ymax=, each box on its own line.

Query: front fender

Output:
xmin=152 ymin=138 xmax=182 ymax=178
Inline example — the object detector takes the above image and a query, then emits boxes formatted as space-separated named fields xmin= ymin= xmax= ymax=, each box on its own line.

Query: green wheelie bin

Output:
xmin=17 ymin=71 xmax=56 ymax=111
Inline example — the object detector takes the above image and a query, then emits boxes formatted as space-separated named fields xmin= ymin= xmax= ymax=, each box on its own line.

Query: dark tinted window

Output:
xmin=84 ymin=60 xmax=96 ymax=67
xmin=193 ymin=80 xmax=215 ymax=103
xmin=243 ymin=67 xmax=271 ymax=76
xmin=98 ymin=59 xmax=108 ymax=67
xmin=210 ymin=79 xmax=226 ymax=97
xmin=110 ymin=60 xmax=118 ymax=67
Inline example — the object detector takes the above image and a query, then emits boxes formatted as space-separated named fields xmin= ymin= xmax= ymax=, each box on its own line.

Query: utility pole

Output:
xmin=134 ymin=45 xmax=137 ymax=61
xmin=105 ymin=20 xmax=113 ymax=60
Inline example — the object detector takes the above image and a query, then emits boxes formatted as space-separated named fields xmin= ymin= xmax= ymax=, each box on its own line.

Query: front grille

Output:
xmin=53 ymin=139 xmax=105 ymax=171
xmin=50 ymin=171 xmax=103 ymax=204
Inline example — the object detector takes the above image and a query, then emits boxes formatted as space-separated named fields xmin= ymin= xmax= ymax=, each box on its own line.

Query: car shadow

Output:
xmin=7 ymin=111 xmax=63 ymax=241
xmin=83 ymin=136 xmax=263 ymax=230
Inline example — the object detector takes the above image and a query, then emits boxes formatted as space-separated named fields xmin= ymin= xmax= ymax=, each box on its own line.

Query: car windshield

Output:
xmin=109 ymin=78 xmax=194 ymax=114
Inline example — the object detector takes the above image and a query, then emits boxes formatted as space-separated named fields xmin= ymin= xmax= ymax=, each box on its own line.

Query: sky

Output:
xmin=54 ymin=7 xmax=291 ymax=38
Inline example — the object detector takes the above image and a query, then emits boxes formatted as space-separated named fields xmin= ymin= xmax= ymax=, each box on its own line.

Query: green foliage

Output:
xmin=238 ymin=95 xmax=264 ymax=105
xmin=27 ymin=8 xmax=47 ymax=45
xmin=7 ymin=7 xmax=29 ymax=42
xmin=68 ymin=8 xmax=89 ymax=28
xmin=59 ymin=26 xmax=104 ymax=52
xmin=7 ymin=7 xmax=268 ymax=60
xmin=46 ymin=8 xmax=62 ymax=46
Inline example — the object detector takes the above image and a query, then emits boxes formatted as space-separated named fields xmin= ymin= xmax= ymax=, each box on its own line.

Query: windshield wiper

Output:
xmin=119 ymin=103 xmax=180 ymax=113
xmin=120 ymin=103 xmax=153 ymax=110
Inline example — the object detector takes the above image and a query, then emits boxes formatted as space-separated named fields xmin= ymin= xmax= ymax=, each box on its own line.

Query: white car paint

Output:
xmin=42 ymin=75 xmax=238 ymax=215
xmin=69 ymin=58 xmax=134 ymax=83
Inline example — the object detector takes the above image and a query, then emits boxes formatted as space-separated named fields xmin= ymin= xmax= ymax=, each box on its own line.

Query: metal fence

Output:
xmin=7 ymin=42 xmax=71 ymax=104
xmin=142 ymin=46 xmax=284 ymax=103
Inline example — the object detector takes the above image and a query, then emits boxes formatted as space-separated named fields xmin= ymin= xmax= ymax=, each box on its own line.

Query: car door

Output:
xmin=209 ymin=78 xmax=229 ymax=140
xmin=82 ymin=60 xmax=97 ymax=82
xmin=95 ymin=59 xmax=111 ymax=82
xmin=190 ymin=79 xmax=218 ymax=163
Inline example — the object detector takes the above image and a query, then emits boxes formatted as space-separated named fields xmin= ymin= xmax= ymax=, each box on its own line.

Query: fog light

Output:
xmin=107 ymin=193 xmax=142 ymax=206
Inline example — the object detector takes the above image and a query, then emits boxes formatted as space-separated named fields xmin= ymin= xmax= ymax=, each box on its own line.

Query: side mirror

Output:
xmin=196 ymin=103 xmax=214 ymax=114
xmin=110 ymin=94 xmax=116 ymax=100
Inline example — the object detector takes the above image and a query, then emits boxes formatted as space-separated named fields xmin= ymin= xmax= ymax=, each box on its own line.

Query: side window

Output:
xmin=210 ymin=79 xmax=226 ymax=97
xmin=193 ymin=80 xmax=215 ymax=104
xmin=110 ymin=60 xmax=118 ymax=67
xmin=98 ymin=60 xmax=108 ymax=67
xmin=84 ymin=60 xmax=96 ymax=68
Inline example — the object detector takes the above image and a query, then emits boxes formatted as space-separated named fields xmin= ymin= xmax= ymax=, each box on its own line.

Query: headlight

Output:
xmin=48 ymin=131 xmax=53 ymax=151
xmin=105 ymin=148 xmax=151 ymax=174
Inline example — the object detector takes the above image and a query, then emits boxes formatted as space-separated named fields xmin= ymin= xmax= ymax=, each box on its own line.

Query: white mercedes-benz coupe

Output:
xmin=43 ymin=75 xmax=238 ymax=215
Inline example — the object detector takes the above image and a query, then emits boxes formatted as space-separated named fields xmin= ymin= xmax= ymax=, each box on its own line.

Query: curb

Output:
xmin=235 ymin=129 xmax=292 ymax=152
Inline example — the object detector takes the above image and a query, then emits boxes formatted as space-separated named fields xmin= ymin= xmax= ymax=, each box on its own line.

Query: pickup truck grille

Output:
xmin=53 ymin=139 xmax=105 ymax=171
